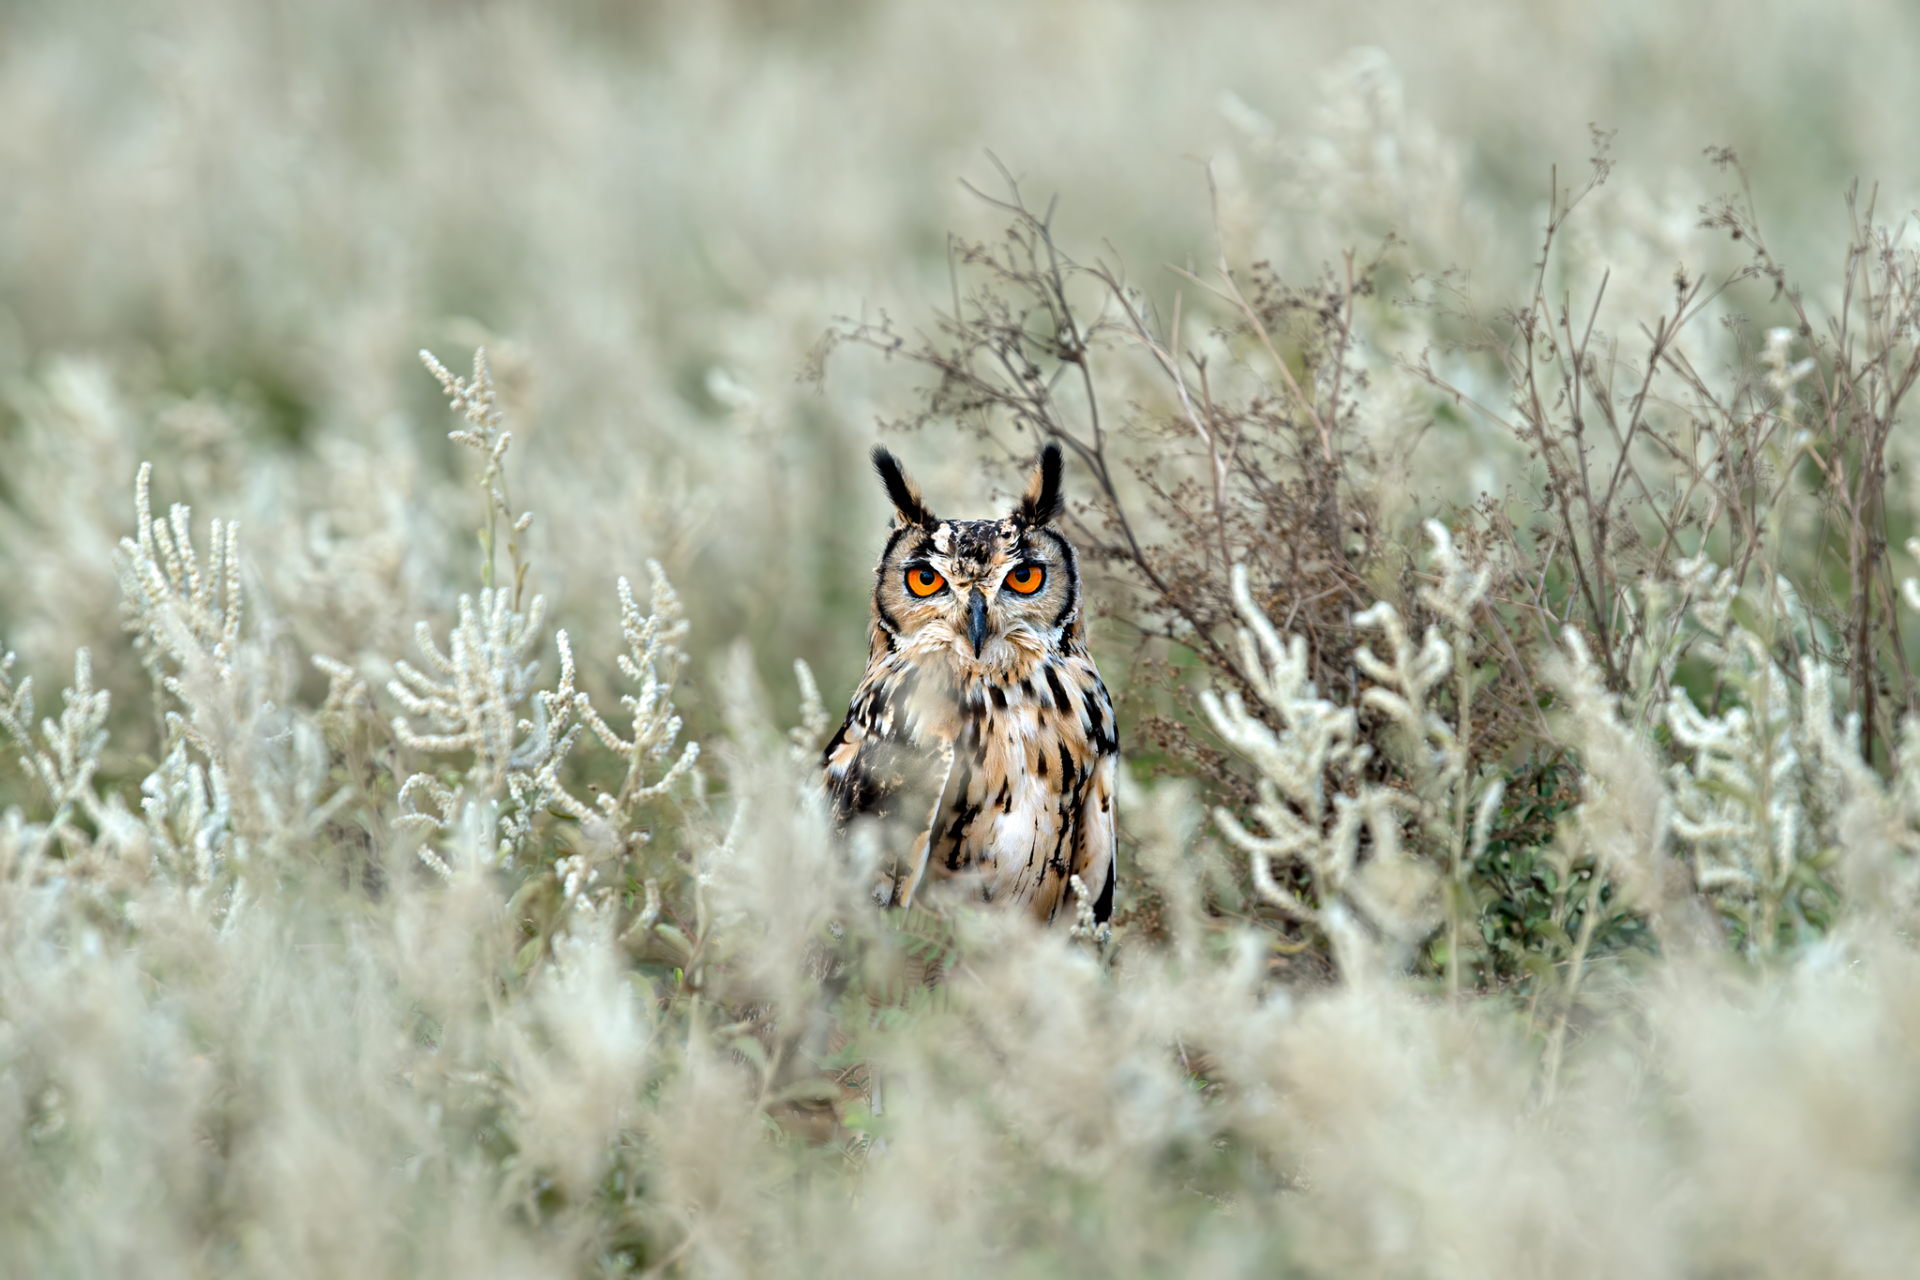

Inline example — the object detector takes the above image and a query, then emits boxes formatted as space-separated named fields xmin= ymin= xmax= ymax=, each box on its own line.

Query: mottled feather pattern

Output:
xmin=824 ymin=444 xmax=1118 ymax=925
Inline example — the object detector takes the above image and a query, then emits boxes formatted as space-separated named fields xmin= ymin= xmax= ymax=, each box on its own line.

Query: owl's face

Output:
xmin=868 ymin=445 xmax=1079 ymax=674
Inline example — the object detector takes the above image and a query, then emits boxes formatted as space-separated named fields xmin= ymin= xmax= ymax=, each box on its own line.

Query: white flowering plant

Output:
xmin=7 ymin=13 xmax=1920 ymax=1272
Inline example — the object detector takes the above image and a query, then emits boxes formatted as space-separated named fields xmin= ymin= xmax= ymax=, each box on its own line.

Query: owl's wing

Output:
xmin=1021 ymin=663 xmax=1120 ymax=925
xmin=823 ymin=659 xmax=947 ymax=907
xmin=823 ymin=657 xmax=914 ymax=823
xmin=1075 ymin=749 xmax=1119 ymax=924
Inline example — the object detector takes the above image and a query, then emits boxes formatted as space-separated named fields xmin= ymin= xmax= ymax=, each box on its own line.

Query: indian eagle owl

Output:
xmin=822 ymin=443 xmax=1118 ymax=925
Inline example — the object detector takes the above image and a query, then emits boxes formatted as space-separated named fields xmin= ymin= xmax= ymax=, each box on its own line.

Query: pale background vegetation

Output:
xmin=6 ymin=1 xmax=1920 ymax=1275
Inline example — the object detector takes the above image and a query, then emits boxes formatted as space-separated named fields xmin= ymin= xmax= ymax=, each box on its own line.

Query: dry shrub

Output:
xmin=9 ymin=7 xmax=1920 ymax=1273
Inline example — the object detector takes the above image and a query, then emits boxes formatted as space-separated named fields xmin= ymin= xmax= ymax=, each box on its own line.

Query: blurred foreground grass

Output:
xmin=8 ymin=2 xmax=1920 ymax=1276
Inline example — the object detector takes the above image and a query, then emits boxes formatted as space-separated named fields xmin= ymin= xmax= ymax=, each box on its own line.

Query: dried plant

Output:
xmin=385 ymin=350 xmax=700 ymax=960
xmin=1200 ymin=526 xmax=1510 ymax=988
xmin=0 ymin=647 xmax=113 ymax=860
xmin=1410 ymin=145 xmax=1920 ymax=776
xmin=389 ymin=587 xmax=549 ymax=805
xmin=421 ymin=346 xmax=535 ymax=609
xmin=116 ymin=461 xmax=244 ymax=753
xmin=817 ymin=172 xmax=1570 ymax=990
xmin=8 ymin=10 xmax=1920 ymax=1271
xmin=571 ymin=566 xmax=702 ymax=826
xmin=816 ymin=165 xmax=1403 ymax=758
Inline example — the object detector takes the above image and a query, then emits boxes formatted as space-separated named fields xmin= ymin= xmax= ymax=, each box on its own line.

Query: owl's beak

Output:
xmin=967 ymin=587 xmax=989 ymax=656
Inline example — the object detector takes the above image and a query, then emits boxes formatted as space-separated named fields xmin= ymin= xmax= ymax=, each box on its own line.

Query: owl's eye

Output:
xmin=905 ymin=566 xmax=947 ymax=597
xmin=1004 ymin=563 xmax=1046 ymax=595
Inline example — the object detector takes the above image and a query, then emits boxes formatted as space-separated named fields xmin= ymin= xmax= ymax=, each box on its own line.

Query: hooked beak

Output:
xmin=967 ymin=587 xmax=989 ymax=657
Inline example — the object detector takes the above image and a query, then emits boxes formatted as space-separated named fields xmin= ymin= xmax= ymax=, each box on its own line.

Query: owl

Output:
xmin=821 ymin=443 xmax=1118 ymax=926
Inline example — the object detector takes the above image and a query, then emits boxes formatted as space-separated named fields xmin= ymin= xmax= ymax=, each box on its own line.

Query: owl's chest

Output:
xmin=911 ymin=663 xmax=1107 ymax=892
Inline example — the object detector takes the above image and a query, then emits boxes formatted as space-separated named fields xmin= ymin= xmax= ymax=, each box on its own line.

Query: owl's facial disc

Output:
xmin=875 ymin=508 xmax=1077 ymax=676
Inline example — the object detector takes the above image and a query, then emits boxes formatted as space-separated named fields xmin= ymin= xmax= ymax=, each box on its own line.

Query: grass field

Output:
xmin=7 ymin=2 xmax=1920 ymax=1275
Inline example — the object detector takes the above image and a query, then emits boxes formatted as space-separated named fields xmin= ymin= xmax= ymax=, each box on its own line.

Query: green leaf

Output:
xmin=651 ymin=923 xmax=695 ymax=960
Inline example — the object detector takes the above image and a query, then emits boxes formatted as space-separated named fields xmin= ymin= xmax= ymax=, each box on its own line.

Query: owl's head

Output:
xmin=867 ymin=443 xmax=1080 ymax=673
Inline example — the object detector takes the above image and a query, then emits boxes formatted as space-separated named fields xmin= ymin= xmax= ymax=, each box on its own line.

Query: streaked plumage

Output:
xmin=822 ymin=443 xmax=1118 ymax=925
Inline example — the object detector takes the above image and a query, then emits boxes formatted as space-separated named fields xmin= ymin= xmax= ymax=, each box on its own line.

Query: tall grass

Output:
xmin=8 ymin=3 xmax=1920 ymax=1276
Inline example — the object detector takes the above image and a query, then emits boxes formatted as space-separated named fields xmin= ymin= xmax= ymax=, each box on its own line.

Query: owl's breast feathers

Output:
xmin=823 ymin=639 xmax=1118 ymax=925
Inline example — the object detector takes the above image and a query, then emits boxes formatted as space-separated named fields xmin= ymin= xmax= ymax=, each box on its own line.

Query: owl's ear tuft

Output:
xmin=1014 ymin=442 xmax=1064 ymax=526
xmin=871 ymin=446 xmax=936 ymax=528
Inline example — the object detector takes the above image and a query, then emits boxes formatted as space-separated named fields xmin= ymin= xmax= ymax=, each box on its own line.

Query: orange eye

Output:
xmin=1004 ymin=564 xmax=1046 ymax=595
xmin=905 ymin=566 xmax=947 ymax=597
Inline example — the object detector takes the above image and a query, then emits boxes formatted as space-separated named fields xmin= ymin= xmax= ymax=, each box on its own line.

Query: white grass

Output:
xmin=6 ymin=4 xmax=1920 ymax=1276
